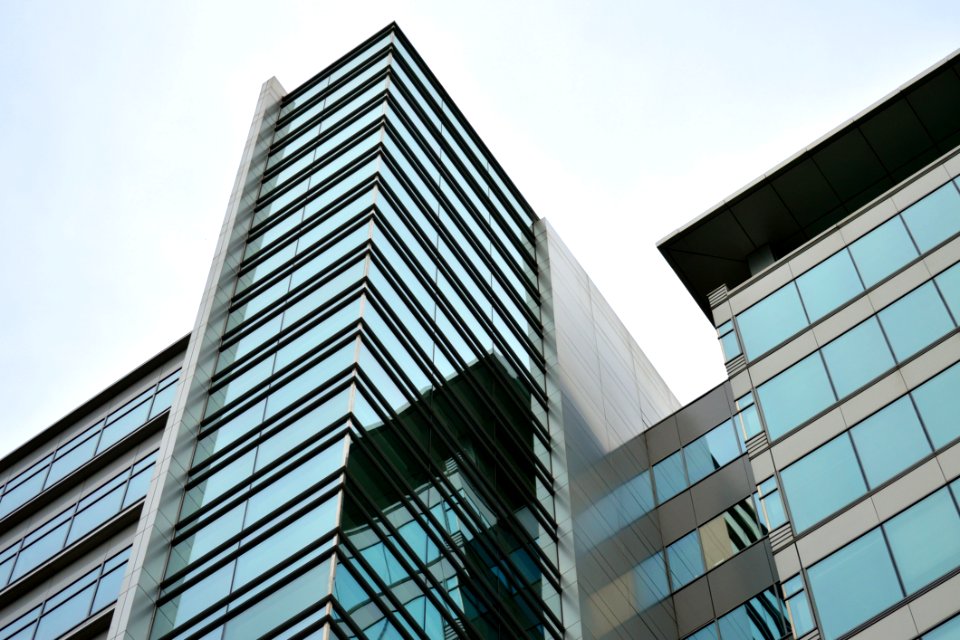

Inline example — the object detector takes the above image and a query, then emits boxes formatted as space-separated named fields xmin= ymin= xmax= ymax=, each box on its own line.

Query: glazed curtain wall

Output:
xmin=149 ymin=26 xmax=555 ymax=640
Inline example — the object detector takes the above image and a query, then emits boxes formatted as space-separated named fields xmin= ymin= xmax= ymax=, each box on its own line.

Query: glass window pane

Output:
xmin=849 ymin=216 xmax=919 ymax=288
xmin=912 ymin=362 xmax=960 ymax=449
xmin=699 ymin=498 xmax=763 ymax=568
xmin=780 ymin=436 xmax=867 ymax=532
xmin=821 ymin=317 xmax=895 ymax=398
xmin=757 ymin=353 xmax=836 ymax=440
xmin=807 ymin=529 xmax=903 ymax=640
xmin=46 ymin=435 xmax=99 ymax=487
xmin=936 ymin=262 xmax=960 ymax=321
xmin=653 ymin=451 xmax=687 ymax=504
xmin=92 ymin=564 xmax=126 ymax=613
xmin=67 ymin=484 xmax=125 ymax=544
xmin=686 ymin=625 xmax=718 ymax=640
xmin=737 ymin=284 xmax=808 ymax=359
xmin=666 ymin=530 xmax=704 ymax=590
xmin=35 ymin=584 xmax=95 ymax=640
xmin=717 ymin=590 xmax=788 ymax=640
xmin=924 ymin=614 xmax=960 ymax=640
xmin=901 ymin=182 xmax=960 ymax=253
xmin=884 ymin=488 xmax=960 ymax=594
xmin=684 ymin=420 xmax=741 ymax=485
xmin=633 ymin=551 xmax=668 ymax=610
xmin=878 ymin=282 xmax=954 ymax=362
xmin=787 ymin=592 xmax=816 ymax=637
xmin=850 ymin=397 xmax=931 ymax=487
xmin=796 ymin=250 xmax=864 ymax=322
xmin=719 ymin=331 xmax=741 ymax=362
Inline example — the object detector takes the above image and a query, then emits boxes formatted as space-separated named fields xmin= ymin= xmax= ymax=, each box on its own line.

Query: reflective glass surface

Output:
xmin=796 ymin=249 xmax=863 ymax=322
xmin=757 ymin=353 xmax=836 ymax=440
xmin=634 ymin=552 xmax=668 ymax=610
xmin=850 ymin=396 xmax=930 ymax=487
xmin=653 ymin=451 xmax=687 ymax=503
xmin=924 ymin=614 xmax=960 ymax=640
xmin=807 ymin=529 xmax=903 ymax=640
xmin=820 ymin=317 xmax=894 ymax=397
xmin=716 ymin=589 xmax=788 ymax=640
xmin=699 ymin=498 xmax=763 ymax=568
xmin=737 ymin=284 xmax=808 ymax=359
xmin=901 ymin=181 xmax=960 ymax=253
xmin=878 ymin=281 xmax=955 ymax=362
xmin=883 ymin=487 xmax=960 ymax=594
xmin=849 ymin=216 xmax=918 ymax=288
xmin=684 ymin=420 xmax=742 ymax=485
xmin=912 ymin=362 xmax=960 ymax=448
xmin=666 ymin=530 xmax=704 ymax=590
xmin=936 ymin=262 xmax=960 ymax=321
xmin=780 ymin=436 xmax=866 ymax=532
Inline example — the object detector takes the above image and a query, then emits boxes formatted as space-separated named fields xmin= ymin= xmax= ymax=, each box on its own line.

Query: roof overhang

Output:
xmin=659 ymin=49 xmax=960 ymax=318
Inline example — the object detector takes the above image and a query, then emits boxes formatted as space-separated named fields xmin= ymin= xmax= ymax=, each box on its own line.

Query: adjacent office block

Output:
xmin=1 ymin=22 xmax=959 ymax=640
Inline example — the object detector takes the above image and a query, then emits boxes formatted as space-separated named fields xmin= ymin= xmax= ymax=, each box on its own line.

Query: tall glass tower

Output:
xmin=112 ymin=24 xmax=565 ymax=640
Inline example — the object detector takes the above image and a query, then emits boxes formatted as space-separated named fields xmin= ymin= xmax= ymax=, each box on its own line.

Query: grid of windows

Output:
xmin=0 ymin=370 xmax=176 ymax=520
xmin=0 ymin=452 xmax=155 ymax=588
xmin=0 ymin=547 xmax=130 ymax=640
xmin=735 ymin=179 xmax=960 ymax=360
xmin=652 ymin=418 xmax=745 ymax=504
xmin=150 ymin=25 xmax=556 ymax=640
xmin=807 ymin=482 xmax=960 ymax=640
xmin=685 ymin=588 xmax=795 ymax=640
xmin=780 ymin=360 xmax=960 ymax=532
xmin=756 ymin=261 xmax=960 ymax=440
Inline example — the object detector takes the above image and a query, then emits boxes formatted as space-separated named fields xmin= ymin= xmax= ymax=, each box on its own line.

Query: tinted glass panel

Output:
xmin=757 ymin=353 xmax=836 ymax=440
xmin=634 ymin=552 xmax=668 ymax=610
xmin=653 ymin=451 xmax=687 ymax=504
xmin=901 ymin=182 xmax=960 ymax=253
xmin=666 ymin=530 xmax=704 ymax=590
xmin=684 ymin=420 xmax=741 ymax=485
xmin=912 ymin=362 xmax=960 ymax=448
xmin=850 ymin=397 xmax=930 ymax=487
xmin=699 ymin=498 xmax=762 ymax=568
xmin=796 ymin=250 xmax=863 ymax=322
xmin=878 ymin=282 xmax=954 ymax=361
xmin=884 ymin=488 xmax=960 ymax=594
xmin=807 ymin=529 xmax=903 ymax=640
xmin=781 ymin=436 xmax=867 ymax=532
xmin=821 ymin=317 xmax=894 ymax=397
xmin=849 ymin=216 xmax=918 ymax=288
xmin=717 ymin=590 xmax=788 ymax=640
xmin=737 ymin=284 xmax=808 ymax=359
xmin=924 ymin=614 xmax=960 ymax=639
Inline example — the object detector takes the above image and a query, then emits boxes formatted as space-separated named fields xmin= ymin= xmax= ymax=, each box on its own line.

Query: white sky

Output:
xmin=1 ymin=0 xmax=958 ymax=459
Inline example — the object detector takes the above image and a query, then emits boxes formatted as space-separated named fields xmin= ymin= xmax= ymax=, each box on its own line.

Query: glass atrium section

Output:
xmin=149 ymin=26 xmax=554 ymax=640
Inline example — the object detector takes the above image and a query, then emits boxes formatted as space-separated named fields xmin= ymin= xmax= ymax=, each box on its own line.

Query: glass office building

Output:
xmin=1 ymin=22 xmax=958 ymax=640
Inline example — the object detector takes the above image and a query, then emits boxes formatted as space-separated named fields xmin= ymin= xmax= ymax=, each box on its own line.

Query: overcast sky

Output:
xmin=1 ymin=0 xmax=958 ymax=459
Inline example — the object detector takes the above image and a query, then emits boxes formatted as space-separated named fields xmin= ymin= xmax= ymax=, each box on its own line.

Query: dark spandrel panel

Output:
xmin=878 ymin=281 xmax=955 ymax=362
xmin=757 ymin=353 xmax=836 ymax=441
xmin=737 ymin=284 xmax=808 ymax=360
xmin=780 ymin=435 xmax=866 ymax=533
xmin=795 ymin=249 xmax=863 ymax=322
xmin=807 ymin=529 xmax=903 ymax=640
xmin=820 ymin=317 xmax=894 ymax=398
xmin=912 ymin=361 xmax=960 ymax=449
xmin=901 ymin=181 xmax=960 ymax=253
xmin=849 ymin=216 xmax=919 ymax=288
xmin=884 ymin=487 xmax=960 ymax=594
xmin=850 ymin=396 xmax=930 ymax=488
